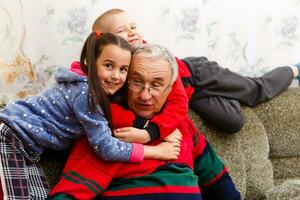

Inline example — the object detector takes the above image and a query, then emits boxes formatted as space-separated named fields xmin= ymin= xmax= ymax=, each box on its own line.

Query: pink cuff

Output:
xmin=129 ymin=143 xmax=144 ymax=163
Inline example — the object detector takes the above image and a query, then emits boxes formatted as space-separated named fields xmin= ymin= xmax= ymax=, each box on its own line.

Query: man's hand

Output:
xmin=164 ymin=129 xmax=182 ymax=143
xmin=114 ymin=127 xmax=151 ymax=144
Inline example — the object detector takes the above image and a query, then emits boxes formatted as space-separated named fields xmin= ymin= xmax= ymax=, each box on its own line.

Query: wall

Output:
xmin=1 ymin=0 xmax=300 ymax=103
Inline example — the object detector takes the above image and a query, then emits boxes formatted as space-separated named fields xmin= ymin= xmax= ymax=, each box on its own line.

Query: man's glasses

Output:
xmin=128 ymin=80 xmax=171 ymax=96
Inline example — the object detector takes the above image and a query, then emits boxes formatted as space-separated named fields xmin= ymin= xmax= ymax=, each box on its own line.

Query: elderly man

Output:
xmin=48 ymin=44 xmax=241 ymax=200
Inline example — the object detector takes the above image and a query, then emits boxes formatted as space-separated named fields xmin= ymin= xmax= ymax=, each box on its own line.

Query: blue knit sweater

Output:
xmin=0 ymin=68 xmax=134 ymax=161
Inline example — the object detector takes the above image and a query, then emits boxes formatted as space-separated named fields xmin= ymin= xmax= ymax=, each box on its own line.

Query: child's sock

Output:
xmin=0 ymin=179 xmax=3 ymax=199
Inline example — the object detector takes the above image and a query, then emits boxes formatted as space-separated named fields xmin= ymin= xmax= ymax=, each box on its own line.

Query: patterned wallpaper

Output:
xmin=0 ymin=0 xmax=300 ymax=104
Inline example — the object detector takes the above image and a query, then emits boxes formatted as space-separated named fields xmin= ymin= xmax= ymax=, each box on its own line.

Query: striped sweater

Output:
xmin=48 ymin=115 xmax=240 ymax=200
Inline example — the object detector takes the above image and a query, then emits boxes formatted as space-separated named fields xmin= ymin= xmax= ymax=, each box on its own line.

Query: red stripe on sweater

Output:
xmin=102 ymin=185 xmax=200 ymax=196
xmin=203 ymin=167 xmax=228 ymax=187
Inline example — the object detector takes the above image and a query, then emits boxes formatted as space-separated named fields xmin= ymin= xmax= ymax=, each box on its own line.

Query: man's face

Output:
xmin=127 ymin=55 xmax=172 ymax=119
xmin=101 ymin=12 xmax=143 ymax=46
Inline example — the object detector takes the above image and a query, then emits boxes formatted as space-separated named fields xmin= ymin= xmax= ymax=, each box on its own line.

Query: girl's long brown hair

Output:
xmin=80 ymin=32 xmax=132 ymax=129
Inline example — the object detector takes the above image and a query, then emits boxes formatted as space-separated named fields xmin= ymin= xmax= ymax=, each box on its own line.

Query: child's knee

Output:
xmin=221 ymin=112 xmax=244 ymax=134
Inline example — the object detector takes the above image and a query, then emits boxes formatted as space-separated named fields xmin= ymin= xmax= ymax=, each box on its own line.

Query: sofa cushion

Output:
xmin=189 ymin=107 xmax=273 ymax=200
xmin=254 ymin=88 xmax=300 ymax=158
xmin=264 ymin=180 xmax=300 ymax=200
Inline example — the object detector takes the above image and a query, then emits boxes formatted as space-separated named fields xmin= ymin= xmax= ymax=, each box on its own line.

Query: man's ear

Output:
xmin=169 ymin=82 xmax=175 ymax=90
xmin=165 ymin=82 xmax=175 ymax=95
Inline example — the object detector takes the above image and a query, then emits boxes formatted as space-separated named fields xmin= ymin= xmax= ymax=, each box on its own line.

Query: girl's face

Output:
xmin=96 ymin=44 xmax=131 ymax=95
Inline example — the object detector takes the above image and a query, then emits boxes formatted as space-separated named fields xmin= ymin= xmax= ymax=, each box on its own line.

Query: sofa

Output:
xmin=189 ymin=88 xmax=300 ymax=200
xmin=1 ymin=88 xmax=300 ymax=200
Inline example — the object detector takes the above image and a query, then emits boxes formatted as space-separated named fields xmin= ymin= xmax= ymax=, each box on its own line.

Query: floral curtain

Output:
xmin=0 ymin=0 xmax=299 ymax=104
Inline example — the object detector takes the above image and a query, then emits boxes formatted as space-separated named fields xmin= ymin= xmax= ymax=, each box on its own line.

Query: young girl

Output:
xmin=0 ymin=32 xmax=180 ymax=199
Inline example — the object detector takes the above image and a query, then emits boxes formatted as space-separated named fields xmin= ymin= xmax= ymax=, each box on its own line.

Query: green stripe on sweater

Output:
xmin=193 ymin=130 xmax=200 ymax=146
xmin=107 ymin=164 xmax=198 ymax=191
xmin=194 ymin=143 xmax=224 ymax=185
xmin=48 ymin=193 xmax=75 ymax=200
xmin=62 ymin=171 xmax=104 ymax=195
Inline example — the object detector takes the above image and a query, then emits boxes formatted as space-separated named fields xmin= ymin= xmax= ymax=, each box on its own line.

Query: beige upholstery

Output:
xmin=189 ymin=88 xmax=300 ymax=199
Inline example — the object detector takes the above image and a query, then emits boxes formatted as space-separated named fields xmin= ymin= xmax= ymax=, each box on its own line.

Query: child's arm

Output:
xmin=148 ymin=76 xmax=189 ymax=140
xmin=110 ymin=103 xmax=151 ymax=143
xmin=111 ymin=102 xmax=183 ymax=145
xmin=73 ymin=94 xmax=143 ymax=163
xmin=114 ymin=127 xmax=182 ymax=143
xmin=144 ymin=141 xmax=180 ymax=160
xmin=73 ymin=96 xmax=180 ymax=163
xmin=114 ymin=127 xmax=151 ymax=143
xmin=110 ymin=102 xmax=181 ymax=160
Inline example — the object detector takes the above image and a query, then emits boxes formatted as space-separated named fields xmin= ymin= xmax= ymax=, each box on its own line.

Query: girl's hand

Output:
xmin=163 ymin=129 xmax=182 ymax=143
xmin=114 ymin=127 xmax=151 ymax=144
xmin=144 ymin=141 xmax=181 ymax=160
xmin=156 ymin=141 xmax=181 ymax=160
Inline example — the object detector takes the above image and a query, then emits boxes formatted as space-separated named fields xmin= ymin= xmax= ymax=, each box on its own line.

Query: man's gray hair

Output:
xmin=132 ymin=44 xmax=178 ymax=84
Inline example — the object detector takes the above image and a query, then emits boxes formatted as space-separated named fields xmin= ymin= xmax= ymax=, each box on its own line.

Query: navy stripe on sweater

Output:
xmin=101 ymin=193 xmax=202 ymax=200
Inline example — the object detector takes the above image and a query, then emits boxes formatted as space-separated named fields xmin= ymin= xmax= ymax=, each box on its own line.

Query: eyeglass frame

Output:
xmin=127 ymin=79 xmax=172 ymax=96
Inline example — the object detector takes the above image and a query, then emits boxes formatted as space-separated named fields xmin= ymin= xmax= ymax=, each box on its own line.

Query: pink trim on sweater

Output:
xmin=129 ymin=143 xmax=144 ymax=163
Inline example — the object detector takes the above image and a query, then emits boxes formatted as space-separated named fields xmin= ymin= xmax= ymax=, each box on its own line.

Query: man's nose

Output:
xmin=139 ymin=87 xmax=152 ymax=101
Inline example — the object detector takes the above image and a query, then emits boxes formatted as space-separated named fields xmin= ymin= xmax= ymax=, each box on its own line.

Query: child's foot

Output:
xmin=296 ymin=63 xmax=300 ymax=85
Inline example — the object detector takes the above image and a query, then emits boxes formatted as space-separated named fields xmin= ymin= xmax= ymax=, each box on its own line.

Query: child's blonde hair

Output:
xmin=92 ymin=8 xmax=125 ymax=32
